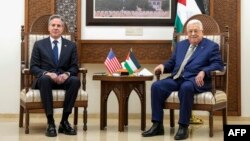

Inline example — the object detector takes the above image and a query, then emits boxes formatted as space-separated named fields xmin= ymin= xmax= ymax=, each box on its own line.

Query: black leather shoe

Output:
xmin=45 ymin=123 xmax=57 ymax=137
xmin=58 ymin=121 xmax=77 ymax=135
xmin=174 ymin=126 xmax=189 ymax=140
xmin=142 ymin=122 xmax=164 ymax=137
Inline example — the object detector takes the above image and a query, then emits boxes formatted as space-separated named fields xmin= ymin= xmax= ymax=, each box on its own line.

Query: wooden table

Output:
xmin=93 ymin=75 xmax=153 ymax=131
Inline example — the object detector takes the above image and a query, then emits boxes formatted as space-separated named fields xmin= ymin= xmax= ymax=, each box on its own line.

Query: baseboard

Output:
xmin=0 ymin=113 xmax=152 ymax=119
xmin=1 ymin=113 xmax=248 ymax=121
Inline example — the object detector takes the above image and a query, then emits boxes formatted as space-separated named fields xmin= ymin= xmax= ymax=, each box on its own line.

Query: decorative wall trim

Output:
xmin=79 ymin=40 xmax=172 ymax=64
xmin=25 ymin=0 xmax=54 ymax=32
xmin=56 ymin=0 xmax=77 ymax=33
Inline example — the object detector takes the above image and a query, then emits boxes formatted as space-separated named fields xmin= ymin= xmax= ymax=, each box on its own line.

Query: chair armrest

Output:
xmin=21 ymin=68 xmax=33 ymax=91
xmin=22 ymin=68 xmax=88 ymax=76
xmin=210 ymin=69 xmax=227 ymax=94
xmin=210 ymin=70 xmax=226 ymax=76
xmin=78 ymin=67 xmax=87 ymax=74
xmin=155 ymin=69 xmax=162 ymax=81
xmin=155 ymin=69 xmax=162 ymax=75
xmin=78 ymin=67 xmax=88 ymax=91
xmin=21 ymin=67 xmax=88 ymax=91
xmin=22 ymin=68 xmax=31 ymax=75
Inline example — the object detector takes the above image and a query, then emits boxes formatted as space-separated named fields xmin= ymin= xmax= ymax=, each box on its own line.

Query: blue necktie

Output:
xmin=53 ymin=40 xmax=58 ymax=65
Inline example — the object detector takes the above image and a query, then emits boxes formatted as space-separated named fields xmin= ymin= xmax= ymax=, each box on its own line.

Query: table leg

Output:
xmin=100 ymin=83 xmax=107 ymax=130
xmin=118 ymin=94 xmax=125 ymax=131
xmin=141 ymin=86 xmax=146 ymax=131
xmin=124 ymin=96 xmax=129 ymax=126
xmin=104 ymin=99 xmax=107 ymax=127
xmin=137 ymin=82 xmax=146 ymax=131
xmin=100 ymin=99 xmax=105 ymax=129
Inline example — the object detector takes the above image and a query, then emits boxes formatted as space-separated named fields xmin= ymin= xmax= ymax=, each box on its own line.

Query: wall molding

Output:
xmin=79 ymin=40 xmax=172 ymax=64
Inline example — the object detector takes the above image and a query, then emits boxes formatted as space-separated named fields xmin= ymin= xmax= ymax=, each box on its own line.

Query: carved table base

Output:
xmin=93 ymin=75 xmax=153 ymax=132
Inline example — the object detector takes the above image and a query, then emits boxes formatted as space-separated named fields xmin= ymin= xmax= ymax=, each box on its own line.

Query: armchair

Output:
xmin=155 ymin=14 xmax=229 ymax=137
xmin=19 ymin=15 xmax=88 ymax=134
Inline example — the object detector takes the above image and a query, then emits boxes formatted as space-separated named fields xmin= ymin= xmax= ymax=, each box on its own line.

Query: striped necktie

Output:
xmin=53 ymin=40 xmax=58 ymax=65
xmin=173 ymin=45 xmax=196 ymax=79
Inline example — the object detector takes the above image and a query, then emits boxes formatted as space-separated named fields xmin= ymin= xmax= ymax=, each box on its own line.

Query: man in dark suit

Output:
xmin=142 ymin=19 xmax=224 ymax=140
xmin=30 ymin=14 xmax=80 ymax=137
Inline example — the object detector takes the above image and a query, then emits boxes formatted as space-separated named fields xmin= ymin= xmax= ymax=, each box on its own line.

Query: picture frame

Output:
xmin=86 ymin=0 xmax=177 ymax=26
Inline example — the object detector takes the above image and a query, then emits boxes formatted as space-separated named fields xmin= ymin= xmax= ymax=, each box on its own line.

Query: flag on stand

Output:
xmin=104 ymin=49 xmax=122 ymax=74
xmin=175 ymin=0 xmax=205 ymax=33
xmin=124 ymin=49 xmax=141 ymax=74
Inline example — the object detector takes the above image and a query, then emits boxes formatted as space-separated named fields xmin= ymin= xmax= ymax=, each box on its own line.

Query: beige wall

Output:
xmin=241 ymin=0 xmax=250 ymax=117
xmin=0 ymin=0 xmax=23 ymax=113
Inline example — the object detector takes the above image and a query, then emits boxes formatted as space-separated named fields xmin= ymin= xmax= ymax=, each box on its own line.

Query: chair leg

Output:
xmin=222 ymin=108 xmax=227 ymax=130
xmin=209 ymin=111 xmax=213 ymax=137
xmin=19 ymin=106 xmax=24 ymax=127
xmin=25 ymin=110 xmax=30 ymax=134
xmin=83 ymin=107 xmax=87 ymax=131
xmin=170 ymin=109 xmax=175 ymax=127
xmin=74 ymin=107 xmax=78 ymax=125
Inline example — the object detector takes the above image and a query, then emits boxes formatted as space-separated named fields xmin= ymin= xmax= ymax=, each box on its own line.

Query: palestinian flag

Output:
xmin=175 ymin=0 xmax=205 ymax=33
xmin=124 ymin=49 xmax=141 ymax=74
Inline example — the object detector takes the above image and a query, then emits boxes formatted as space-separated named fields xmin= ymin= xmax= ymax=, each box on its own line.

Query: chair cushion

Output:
xmin=179 ymin=35 xmax=221 ymax=47
xmin=166 ymin=90 xmax=227 ymax=104
xmin=179 ymin=35 xmax=221 ymax=42
xmin=20 ymin=88 xmax=88 ymax=103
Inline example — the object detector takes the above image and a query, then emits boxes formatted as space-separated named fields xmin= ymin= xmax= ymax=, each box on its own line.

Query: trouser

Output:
xmin=37 ymin=75 xmax=80 ymax=116
xmin=151 ymin=77 xmax=196 ymax=125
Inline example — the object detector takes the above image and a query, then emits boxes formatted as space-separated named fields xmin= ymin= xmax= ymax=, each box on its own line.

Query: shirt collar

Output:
xmin=50 ymin=36 xmax=62 ymax=45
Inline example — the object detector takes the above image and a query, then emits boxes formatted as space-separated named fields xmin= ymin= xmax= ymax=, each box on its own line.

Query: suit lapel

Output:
xmin=188 ymin=39 xmax=206 ymax=63
xmin=44 ymin=38 xmax=56 ymax=66
xmin=58 ymin=38 xmax=68 ymax=65
xmin=179 ymin=41 xmax=190 ymax=62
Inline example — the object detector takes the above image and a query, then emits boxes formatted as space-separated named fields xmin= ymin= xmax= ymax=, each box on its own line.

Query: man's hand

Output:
xmin=195 ymin=71 xmax=205 ymax=87
xmin=45 ymin=72 xmax=69 ymax=84
xmin=154 ymin=64 xmax=164 ymax=74
xmin=45 ymin=72 xmax=58 ymax=83
xmin=56 ymin=73 xmax=69 ymax=84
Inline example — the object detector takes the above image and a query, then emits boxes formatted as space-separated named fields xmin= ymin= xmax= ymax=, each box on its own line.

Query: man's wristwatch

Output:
xmin=64 ymin=72 xmax=70 ymax=76
xmin=43 ymin=71 xmax=48 ymax=75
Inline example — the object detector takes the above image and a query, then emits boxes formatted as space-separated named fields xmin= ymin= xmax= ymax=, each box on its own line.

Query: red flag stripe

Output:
xmin=178 ymin=0 xmax=186 ymax=6
xmin=104 ymin=58 xmax=121 ymax=74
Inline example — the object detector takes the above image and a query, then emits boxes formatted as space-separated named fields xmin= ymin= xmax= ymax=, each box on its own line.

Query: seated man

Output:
xmin=30 ymin=14 xmax=80 ymax=137
xmin=142 ymin=19 xmax=224 ymax=140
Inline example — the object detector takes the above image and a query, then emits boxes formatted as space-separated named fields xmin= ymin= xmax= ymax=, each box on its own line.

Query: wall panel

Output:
xmin=212 ymin=0 xmax=241 ymax=116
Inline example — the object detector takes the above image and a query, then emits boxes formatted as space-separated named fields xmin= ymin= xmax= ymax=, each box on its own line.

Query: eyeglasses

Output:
xmin=187 ymin=29 xmax=202 ymax=34
xmin=50 ymin=24 xmax=63 ymax=28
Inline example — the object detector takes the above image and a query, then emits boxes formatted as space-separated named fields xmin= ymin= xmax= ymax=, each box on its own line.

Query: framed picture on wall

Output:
xmin=86 ymin=0 xmax=177 ymax=26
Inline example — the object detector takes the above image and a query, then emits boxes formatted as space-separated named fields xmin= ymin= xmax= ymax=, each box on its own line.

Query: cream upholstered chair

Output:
xmin=155 ymin=14 xmax=229 ymax=137
xmin=19 ymin=15 xmax=88 ymax=134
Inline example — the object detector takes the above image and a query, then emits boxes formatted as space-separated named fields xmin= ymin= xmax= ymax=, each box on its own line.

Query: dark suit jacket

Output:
xmin=163 ymin=38 xmax=224 ymax=92
xmin=30 ymin=37 xmax=79 ymax=84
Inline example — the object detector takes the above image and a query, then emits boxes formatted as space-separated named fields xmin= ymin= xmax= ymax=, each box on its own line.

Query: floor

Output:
xmin=0 ymin=115 xmax=249 ymax=141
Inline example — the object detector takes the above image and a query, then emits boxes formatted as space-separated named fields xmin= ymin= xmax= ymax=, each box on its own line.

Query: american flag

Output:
xmin=104 ymin=49 xmax=122 ymax=74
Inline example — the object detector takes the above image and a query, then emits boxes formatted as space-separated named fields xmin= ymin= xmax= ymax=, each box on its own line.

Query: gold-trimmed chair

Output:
xmin=155 ymin=14 xmax=229 ymax=137
xmin=19 ymin=15 xmax=88 ymax=134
